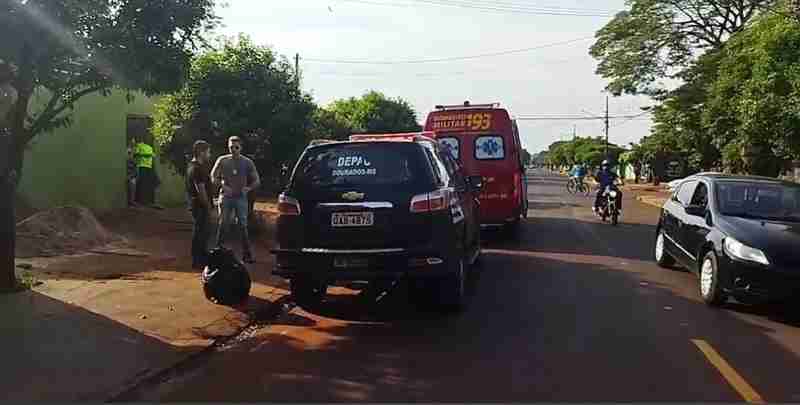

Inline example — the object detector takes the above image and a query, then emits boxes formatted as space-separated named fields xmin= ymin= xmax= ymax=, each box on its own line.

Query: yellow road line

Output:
xmin=691 ymin=339 xmax=765 ymax=404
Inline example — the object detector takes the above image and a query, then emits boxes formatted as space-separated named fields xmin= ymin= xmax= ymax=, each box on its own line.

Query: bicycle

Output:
xmin=566 ymin=176 xmax=591 ymax=196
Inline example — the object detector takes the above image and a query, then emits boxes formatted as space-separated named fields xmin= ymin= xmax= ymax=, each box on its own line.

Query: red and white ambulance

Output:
xmin=423 ymin=102 xmax=528 ymax=231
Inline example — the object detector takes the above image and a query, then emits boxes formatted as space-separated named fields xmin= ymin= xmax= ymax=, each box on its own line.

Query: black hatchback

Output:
xmin=271 ymin=133 xmax=484 ymax=311
xmin=655 ymin=173 xmax=800 ymax=306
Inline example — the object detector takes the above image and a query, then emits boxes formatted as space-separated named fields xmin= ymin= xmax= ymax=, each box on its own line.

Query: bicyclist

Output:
xmin=593 ymin=160 xmax=623 ymax=215
xmin=570 ymin=163 xmax=587 ymax=186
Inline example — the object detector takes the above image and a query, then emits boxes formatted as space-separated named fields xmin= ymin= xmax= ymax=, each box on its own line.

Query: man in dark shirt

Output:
xmin=126 ymin=143 xmax=138 ymax=207
xmin=187 ymin=140 xmax=213 ymax=269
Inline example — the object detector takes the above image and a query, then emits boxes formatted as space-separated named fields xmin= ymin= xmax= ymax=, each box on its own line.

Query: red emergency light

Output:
xmin=349 ymin=132 xmax=436 ymax=143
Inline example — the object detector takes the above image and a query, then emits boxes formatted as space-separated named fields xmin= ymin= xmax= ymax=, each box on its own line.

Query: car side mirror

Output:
xmin=467 ymin=176 xmax=484 ymax=192
xmin=685 ymin=205 xmax=706 ymax=217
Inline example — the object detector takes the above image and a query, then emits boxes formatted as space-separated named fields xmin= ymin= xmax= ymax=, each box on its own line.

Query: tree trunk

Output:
xmin=0 ymin=132 xmax=17 ymax=291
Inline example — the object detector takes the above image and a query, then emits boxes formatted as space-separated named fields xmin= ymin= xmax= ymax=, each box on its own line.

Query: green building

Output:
xmin=17 ymin=89 xmax=185 ymax=214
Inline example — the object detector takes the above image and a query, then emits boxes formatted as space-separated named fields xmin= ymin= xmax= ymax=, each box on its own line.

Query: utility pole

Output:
xmin=295 ymin=53 xmax=300 ymax=89
xmin=573 ymin=125 xmax=576 ymax=141
xmin=604 ymin=95 xmax=610 ymax=159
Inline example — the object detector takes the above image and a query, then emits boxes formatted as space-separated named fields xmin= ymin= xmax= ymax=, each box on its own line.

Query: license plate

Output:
xmin=333 ymin=257 xmax=370 ymax=268
xmin=331 ymin=212 xmax=374 ymax=227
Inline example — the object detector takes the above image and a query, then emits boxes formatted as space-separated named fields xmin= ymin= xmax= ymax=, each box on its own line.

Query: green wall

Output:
xmin=18 ymin=89 xmax=185 ymax=213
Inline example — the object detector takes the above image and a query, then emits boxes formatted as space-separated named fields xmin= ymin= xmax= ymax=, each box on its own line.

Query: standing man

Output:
xmin=187 ymin=140 xmax=213 ymax=269
xmin=126 ymin=142 xmax=138 ymax=207
xmin=211 ymin=136 xmax=261 ymax=264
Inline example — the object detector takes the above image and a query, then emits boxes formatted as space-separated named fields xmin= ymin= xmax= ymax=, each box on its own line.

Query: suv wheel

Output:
xmin=290 ymin=277 xmax=327 ymax=308
xmin=439 ymin=255 xmax=467 ymax=312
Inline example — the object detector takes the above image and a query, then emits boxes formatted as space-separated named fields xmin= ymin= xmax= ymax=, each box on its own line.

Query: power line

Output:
xmin=336 ymin=0 xmax=618 ymax=16
xmin=515 ymin=113 xmax=651 ymax=121
xmin=303 ymin=36 xmax=593 ymax=64
xmin=406 ymin=0 xmax=617 ymax=13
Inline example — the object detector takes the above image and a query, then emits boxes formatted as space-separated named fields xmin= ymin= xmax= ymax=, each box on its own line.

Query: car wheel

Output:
xmin=290 ymin=277 xmax=327 ymax=308
xmin=655 ymin=230 xmax=676 ymax=268
xmin=439 ymin=255 xmax=467 ymax=312
xmin=699 ymin=251 xmax=727 ymax=307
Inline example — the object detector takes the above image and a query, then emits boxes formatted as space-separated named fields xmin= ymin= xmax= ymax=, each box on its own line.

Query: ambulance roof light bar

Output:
xmin=434 ymin=101 xmax=500 ymax=110
xmin=349 ymin=132 xmax=436 ymax=143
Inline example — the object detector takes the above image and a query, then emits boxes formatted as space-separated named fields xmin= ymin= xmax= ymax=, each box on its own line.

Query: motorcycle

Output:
xmin=597 ymin=185 xmax=620 ymax=226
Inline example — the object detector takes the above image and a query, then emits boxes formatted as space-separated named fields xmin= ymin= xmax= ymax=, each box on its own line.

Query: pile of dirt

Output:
xmin=14 ymin=193 xmax=37 ymax=223
xmin=15 ymin=206 xmax=123 ymax=258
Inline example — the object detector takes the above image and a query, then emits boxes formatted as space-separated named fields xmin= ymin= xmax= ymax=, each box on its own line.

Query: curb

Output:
xmin=104 ymin=294 xmax=293 ymax=402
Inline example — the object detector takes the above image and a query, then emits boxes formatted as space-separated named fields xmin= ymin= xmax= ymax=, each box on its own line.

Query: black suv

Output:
xmin=271 ymin=133 xmax=483 ymax=311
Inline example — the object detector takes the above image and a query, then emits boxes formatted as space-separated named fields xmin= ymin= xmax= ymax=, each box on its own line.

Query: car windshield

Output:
xmin=292 ymin=143 xmax=427 ymax=189
xmin=715 ymin=181 xmax=800 ymax=222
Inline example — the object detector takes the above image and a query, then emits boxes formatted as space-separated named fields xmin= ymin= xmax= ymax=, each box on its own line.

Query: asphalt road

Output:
xmin=126 ymin=169 xmax=800 ymax=402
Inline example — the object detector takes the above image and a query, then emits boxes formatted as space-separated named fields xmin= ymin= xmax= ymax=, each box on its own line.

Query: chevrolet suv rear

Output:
xmin=271 ymin=133 xmax=483 ymax=311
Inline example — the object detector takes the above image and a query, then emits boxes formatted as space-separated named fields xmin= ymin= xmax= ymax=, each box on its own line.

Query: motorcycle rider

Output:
xmin=593 ymin=160 xmax=623 ymax=215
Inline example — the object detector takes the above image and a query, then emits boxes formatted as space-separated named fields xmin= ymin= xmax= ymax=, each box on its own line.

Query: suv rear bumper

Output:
xmin=271 ymin=248 xmax=455 ymax=280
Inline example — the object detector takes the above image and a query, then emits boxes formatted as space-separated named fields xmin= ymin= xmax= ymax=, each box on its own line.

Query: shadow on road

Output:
xmin=482 ymin=216 xmax=658 ymax=262
xmin=139 ymin=249 xmax=800 ymax=402
xmin=0 ymin=290 xmax=205 ymax=401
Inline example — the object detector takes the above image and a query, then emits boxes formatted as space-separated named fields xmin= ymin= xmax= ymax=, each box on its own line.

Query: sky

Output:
xmin=213 ymin=0 xmax=654 ymax=154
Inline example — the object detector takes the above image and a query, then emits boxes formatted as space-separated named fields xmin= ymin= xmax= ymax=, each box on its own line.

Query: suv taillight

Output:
xmin=277 ymin=194 xmax=301 ymax=216
xmin=410 ymin=189 xmax=451 ymax=213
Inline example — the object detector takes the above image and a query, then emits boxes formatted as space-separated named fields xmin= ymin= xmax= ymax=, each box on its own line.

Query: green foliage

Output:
xmin=649 ymin=51 xmax=723 ymax=172
xmin=307 ymin=108 xmax=352 ymax=141
xmin=0 ymin=0 xmax=218 ymax=151
xmin=327 ymin=91 xmax=422 ymax=134
xmin=590 ymin=0 xmax=772 ymax=96
xmin=545 ymin=137 xmax=624 ymax=168
xmin=705 ymin=11 xmax=800 ymax=175
xmin=521 ymin=149 xmax=532 ymax=166
xmin=153 ymin=36 xmax=315 ymax=181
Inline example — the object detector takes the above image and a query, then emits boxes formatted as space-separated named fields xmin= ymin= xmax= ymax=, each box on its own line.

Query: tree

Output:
xmin=521 ymin=149 xmax=532 ymax=166
xmin=545 ymin=137 xmax=623 ymax=170
xmin=590 ymin=0 xmax=772 ymax=96
xmin=153 ymin=36 xmax=315 ymax=187
xmin=705 ymin=11 xmax=800 ymax=176
xmin=650 ymin=51 xmax=723 ymax=172
xmin=307 ymin=108 xmax=352 ymax=142
xmin=0 ymin=0 xmax=217 ymax=291
xmin=327 ymin=91 xmax=422 ymax=134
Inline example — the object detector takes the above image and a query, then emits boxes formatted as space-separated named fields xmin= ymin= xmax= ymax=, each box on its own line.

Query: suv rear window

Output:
xmin=292 ymin=143 xmax=429 ymax=189
xmin=475 ymin=135 xmax=505 ymax=160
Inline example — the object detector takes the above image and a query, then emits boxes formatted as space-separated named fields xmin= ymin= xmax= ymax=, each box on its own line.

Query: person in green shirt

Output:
xmin=133 ymin=136 xmax=160 ymax=206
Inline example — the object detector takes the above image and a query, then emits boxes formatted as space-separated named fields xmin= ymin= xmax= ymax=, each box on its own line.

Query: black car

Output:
xmin=271 ymin=133 xmax=484 ymax=311
xmin=655 ymin=173 xmax=800 ymax=306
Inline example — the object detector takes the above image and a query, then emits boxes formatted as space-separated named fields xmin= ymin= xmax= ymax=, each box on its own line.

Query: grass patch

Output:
xmin=15 ymin=271 xmax=42 ymax=292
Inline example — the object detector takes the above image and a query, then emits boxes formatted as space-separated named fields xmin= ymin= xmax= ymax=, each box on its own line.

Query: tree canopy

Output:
xmin=544 ymin=137 xmax=625 ymax=168
xmin=327 ymin=91 xmax=422 ymax=134
xmin=153 ymin=36 xmax=315 ymax=181
xmin=590 ymin=0 xmax=772 ymax=96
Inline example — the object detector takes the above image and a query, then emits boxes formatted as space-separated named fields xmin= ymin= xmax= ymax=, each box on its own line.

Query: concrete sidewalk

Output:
xmin=624 ymin=183 xmax=670 ymax=209
xmin=3 ymin=206 xmax=289 ymax=401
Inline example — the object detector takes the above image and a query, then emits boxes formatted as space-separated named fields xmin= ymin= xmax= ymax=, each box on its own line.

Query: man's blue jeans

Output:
xmin=216 ymin=196 xmax=252 ymax=257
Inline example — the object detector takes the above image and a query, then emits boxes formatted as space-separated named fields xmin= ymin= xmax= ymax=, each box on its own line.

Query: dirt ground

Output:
xmin=15 ymin=197 xmax=284 ymax=289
